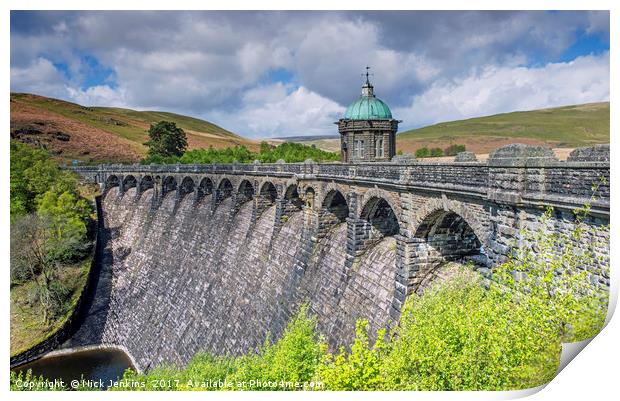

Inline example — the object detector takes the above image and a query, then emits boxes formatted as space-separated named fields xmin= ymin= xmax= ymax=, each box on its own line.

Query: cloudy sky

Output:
xmin=10 ymin=11 xmax=609 ymax=138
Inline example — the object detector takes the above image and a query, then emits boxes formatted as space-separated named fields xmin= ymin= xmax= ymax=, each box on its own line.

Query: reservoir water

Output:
xmin=13 ymin=348 xmax=134 ymax=389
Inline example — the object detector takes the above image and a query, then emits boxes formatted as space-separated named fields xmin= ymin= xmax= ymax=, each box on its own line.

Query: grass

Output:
xmin=10 ymin=93 xmax=255 ymax=161
xmin=10 ymin=259 xmax=91 ymax=356
xmin=398 ymin=102 xmax=610 ymax=147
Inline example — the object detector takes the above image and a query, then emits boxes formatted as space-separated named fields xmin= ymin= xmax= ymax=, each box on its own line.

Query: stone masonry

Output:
xmin=66 ymin=144 xmax=610 ymax=371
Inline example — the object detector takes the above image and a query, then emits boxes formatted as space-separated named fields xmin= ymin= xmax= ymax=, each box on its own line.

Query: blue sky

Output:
xmin=10 ymin=11 xmax=610 ymax=138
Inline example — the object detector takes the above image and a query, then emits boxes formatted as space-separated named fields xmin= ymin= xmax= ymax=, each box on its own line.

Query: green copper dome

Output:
xmin=343 ymin=75 xmax=392 ymax=120
xmin=344 ymin=96 xmax=392 ymax=120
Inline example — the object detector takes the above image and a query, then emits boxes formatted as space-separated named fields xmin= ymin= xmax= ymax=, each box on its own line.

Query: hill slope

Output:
xmin=396 ymin=102 xmax=609 ymax=154
xmin=10 ymin=93 xmax=258 ymax=163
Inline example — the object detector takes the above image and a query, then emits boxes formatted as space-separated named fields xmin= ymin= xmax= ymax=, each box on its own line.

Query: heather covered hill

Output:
xmin=10 ymin=93 xmax=258 ymax=164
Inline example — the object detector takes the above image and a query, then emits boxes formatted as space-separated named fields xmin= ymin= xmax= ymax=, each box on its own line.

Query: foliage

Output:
xmin=114 ymin=305 xmax=323 ymax=391
xmin=316 ymin=320 xmax=387 ymax=390
xmin=10 ymin=140 xmax=93 ymax=323
xmin=491 ymin=184 xmax=609 ymax=342
xmin=444 ymin=144 xmax=466 ymax=156
xmin=142 ymin=142 xmax=340 ymax=165
xmin=36 ymin=189 xmax=92 ymax=261
xmin=10 ymin=370 xmax=66 ymax=391
xmin=415 ymin=146 xmax=444 ymax=158
xmin=430 ymin=147 xmax=444 ymax=157
xmin=414 ymin=147 xmax=430 ymax=158
xmin=144 ymin=121 xmax=188 ymax=158
xmin=382 ymin=270 xmax=560 ymax=390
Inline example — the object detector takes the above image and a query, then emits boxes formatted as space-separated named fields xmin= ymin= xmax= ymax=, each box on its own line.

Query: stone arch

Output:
xmin=360 ymin=188 xmax=401 ymax=222
xmin=317 ymin=182 xmax=350 ymax=212
xmin=162 ymin=176 xmax=178 ymax=199
xmin=137 ymin=175 xmax=154 ymax=200
xmin=105 ymin=175 xmax=120 ymax=191
xmin=284 ymin=184 xmax=303 ymax=209
xmin=322 ymin=189 xmax=350 ymax=222
xmin=196 ymin=177 xmax=214 ymax=204
xmin=216 ymin=178 xmax=234 ymax=202
xmin=408 ymin=200 xmax=490 ymax=294
xmin=237 ymin=179 xmax=255 ymax=204
xmin=410 ymin=198 xmax=490 ymax=248
xmin=122 ymin=175 xmax=137 ymax=192
xmin=178 ymin=176 xmax=195 ymax=199
xmin=360 ymin=196 xmax=400 ymax=237
xmin=259 ymin=181 xmax=277 ymax=203
xmin=303 ymin=186 xmax=316 ymax=209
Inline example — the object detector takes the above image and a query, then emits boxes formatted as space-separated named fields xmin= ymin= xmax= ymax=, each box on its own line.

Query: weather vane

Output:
xmin=362 ymin=66 xmax=373 ymax=83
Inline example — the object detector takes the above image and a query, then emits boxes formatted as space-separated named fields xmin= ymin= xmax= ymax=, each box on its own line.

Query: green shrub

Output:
xmin=415 ymin=147 xmax=430 ymax=158
xmin=444 ymin=144 xmax=466 ymax=156
xmin=429 ymin=147 xmax=444 ymax=157
xmin=382 ymin=270 xmax=560 ymax=390
xmin=316 ymin=320 xmax=387 ymax=390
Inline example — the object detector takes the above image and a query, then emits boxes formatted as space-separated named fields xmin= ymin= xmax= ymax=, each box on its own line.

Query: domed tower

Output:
xmin=337 ymin=68 xmax=400 ymax=163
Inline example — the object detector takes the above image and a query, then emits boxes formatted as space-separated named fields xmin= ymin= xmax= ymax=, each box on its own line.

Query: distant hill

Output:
xmin=396 ymin=102 xmax=610 ymax=155
xmin=10 ymin=93 xmax=258 ymax=164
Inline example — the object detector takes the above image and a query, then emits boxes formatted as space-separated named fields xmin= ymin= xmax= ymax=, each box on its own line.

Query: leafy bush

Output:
xmin=491 ymin=206 xmax=609 ymax=342
xmin=415 ymin=147 xmax=430 ymax=158
xmin=316 ymin=320 xmax=387 ymax=390
xmin=143 ymin=142 xmax=339 ymax=165
xmin=115 ymin=305 xmax=323 ymax=391
xmin=429 ymin=147 xmax=444 ymax=157
xmin=382 ymin=270 xmax=560 ymax=390
xmin=444 ymin=144 xmax=466 ymax=156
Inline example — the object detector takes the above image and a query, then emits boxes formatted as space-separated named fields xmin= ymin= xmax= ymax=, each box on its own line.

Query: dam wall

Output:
xmin=64 ymin=145 xmax=610 ymax=371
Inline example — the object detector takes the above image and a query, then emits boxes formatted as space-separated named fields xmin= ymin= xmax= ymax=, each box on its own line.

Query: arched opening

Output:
xmin=260 ymin=181 xmax=277 ymax=204
xmin=105 ymin=175 xmax=120 ymax=191
xmin=410 ymin=209 xmax=484 ymax=294
xmin=285 ymin=184 xmax=303 ymax=210
xmin=304 ymin=187 xmax=316 ymax=209
xmin=360 ymin=197 xmax=399 ymax=237
xmin=122 ymin=175 xmax=137 ymax=192
xmin=196 ymin=177 xmax=214 ymax=204
xmin=217 ymin=178 xmax=233 ymax=202
xmin=322 ymin=190 xmax=349 ymax=223
xmin=162 ymin=176 xmax=177 ymax=198
xmin=179 ymin=177 xmax=195 ymax=199
xmin=238 ymin=180 xmax=255 ymax=204
xmin=138 ymin=175 xmax=154 ymax=198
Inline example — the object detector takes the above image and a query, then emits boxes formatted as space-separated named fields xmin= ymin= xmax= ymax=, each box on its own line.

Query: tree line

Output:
xmin=141 ymin=121 xmax=340 ymax=164
xmin=10 ymin=141 xmax=93 ymax=323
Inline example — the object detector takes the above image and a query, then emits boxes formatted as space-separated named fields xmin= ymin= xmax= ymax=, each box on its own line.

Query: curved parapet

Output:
xmin=488 ymin=143 xmax=558 ymax=166
xmin=567 ymin=144 xmax=610 ymax=162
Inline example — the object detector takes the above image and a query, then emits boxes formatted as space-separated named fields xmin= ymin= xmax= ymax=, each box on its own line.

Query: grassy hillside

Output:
xmin=10 ymin=93 xmax=258 ymax=164
xmin=396 ymin=102 xmax=609 ymax=154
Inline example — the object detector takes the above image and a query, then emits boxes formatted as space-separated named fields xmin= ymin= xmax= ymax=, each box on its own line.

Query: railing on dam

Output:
xmin=67 ymin=144 xmax=610 ymax=215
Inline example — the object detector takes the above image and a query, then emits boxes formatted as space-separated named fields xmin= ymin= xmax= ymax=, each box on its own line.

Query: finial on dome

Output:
xmin=361 ymin=66 xmax=374 ymax=97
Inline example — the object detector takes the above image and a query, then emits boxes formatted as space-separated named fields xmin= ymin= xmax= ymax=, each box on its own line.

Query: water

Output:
xmin=13 ymin=348 xmax=134 ymax=389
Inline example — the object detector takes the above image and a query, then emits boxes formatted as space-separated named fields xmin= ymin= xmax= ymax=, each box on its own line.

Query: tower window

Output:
xmin=375 ymin=138 xmax=384 ymax=158
xmin=354 ymin=140 xmax=365 ymax=158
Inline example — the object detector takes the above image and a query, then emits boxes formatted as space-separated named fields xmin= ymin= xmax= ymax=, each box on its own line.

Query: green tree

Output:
xmin=415 ymin=147 xmax=430 ymax=158
xmin=429 ymin=147 xmax=444 ymax=157
xmin=144 ymin=121 xmax=188 ymax=158
xmin=10 ymin=214 xmax=74 ymax=322
xmin=444 ymin=144 xmax=466 ymax=156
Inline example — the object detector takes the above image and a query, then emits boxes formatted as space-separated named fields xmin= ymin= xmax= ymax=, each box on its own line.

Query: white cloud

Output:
xmin=210 ymin=83 xmax=345 ymax=138
xmin=394 ymin=53 xmax=610 ymax=129
xmin=10 ymin=57 xmax=68 ymax=98
xmin=66 ymin=85 xmax=127 ymax=107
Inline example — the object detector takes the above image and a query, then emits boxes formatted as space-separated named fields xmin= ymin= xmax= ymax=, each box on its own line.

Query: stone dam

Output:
xmin=65 ymin=145 xmax=610 ymax=372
